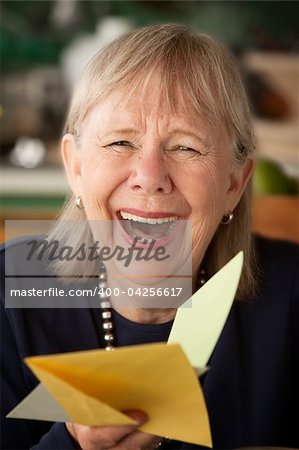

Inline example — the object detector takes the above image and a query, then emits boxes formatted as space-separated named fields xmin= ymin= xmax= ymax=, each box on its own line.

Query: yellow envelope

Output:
xmin=7 ymin=251 xmax=244 ymax=447
xmin=24 ymin=343 xmax=212 ymax=447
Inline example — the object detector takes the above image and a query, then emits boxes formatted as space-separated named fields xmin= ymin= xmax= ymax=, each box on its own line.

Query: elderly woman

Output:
xmin=1 ymin=24 xmax=298 ymax=450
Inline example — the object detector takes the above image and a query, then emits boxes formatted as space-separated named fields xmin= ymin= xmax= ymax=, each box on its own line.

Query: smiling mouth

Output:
xmin=117 ymin=211 xmax=179 ymax=241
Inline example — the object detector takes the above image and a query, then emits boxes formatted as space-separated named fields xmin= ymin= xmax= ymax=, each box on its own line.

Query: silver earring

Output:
xmin=221 ymin=211 xmax=233 ymax=225
xmin=75 ymin=196 xmax=83 ymax=209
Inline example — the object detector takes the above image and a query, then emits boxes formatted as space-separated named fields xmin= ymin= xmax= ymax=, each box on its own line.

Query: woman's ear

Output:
xmin=225 ymin=156 xmax=255 ymax=211
xmin=61 ymin=133 xmax=82 ymax=196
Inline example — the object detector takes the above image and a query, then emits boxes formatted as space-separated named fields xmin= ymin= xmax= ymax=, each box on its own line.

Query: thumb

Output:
xmin=122 ymin=409 xmax=148 ymax=426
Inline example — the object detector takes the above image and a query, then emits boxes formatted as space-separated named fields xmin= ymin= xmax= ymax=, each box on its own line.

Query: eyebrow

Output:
xmin=99 ymin=127 xmax=208 ymax=145
xmin=169 ymin=129 xmax=208 ymax=145
xmin=100 ymin=129 xmax=140 ymax=140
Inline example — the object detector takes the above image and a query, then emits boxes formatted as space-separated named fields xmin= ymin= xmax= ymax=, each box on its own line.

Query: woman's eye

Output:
xmin=105 ymin=141 xmax=134 ymax=153
xmin=177 ymin=145 xmax=202 ymax=154
xmin=109 ymin=141 xmax=131 ymax=147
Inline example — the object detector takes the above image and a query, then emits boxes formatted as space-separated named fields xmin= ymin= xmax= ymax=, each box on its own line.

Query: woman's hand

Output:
xmin=65 ymin=409 xmax=162 ymax=450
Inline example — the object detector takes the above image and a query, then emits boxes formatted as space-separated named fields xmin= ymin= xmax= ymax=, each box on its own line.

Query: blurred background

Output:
xmin=1 ymin=0 xmax=298 ymax=242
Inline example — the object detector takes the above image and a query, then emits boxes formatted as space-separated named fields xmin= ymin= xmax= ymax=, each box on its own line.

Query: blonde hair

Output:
xmin=53 ymin=24 xmax=257 ymax=298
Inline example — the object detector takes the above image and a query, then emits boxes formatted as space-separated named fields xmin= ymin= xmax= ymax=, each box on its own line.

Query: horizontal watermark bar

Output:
xmin=5 ymin=220 xmax=192 ymax=308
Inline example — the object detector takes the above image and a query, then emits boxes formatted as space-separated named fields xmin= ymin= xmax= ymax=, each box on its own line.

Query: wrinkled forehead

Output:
xmin=79 ymin=80 xmax=229 ymax=152
xmin=102 ymin=79 xmax=195 ymax=120
xmin=82 ymin=68 xmax=221 ymax=134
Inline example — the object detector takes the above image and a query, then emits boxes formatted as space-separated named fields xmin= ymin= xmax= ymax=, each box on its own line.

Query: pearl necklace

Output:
xmin=99 ymin=266 xmax=207 ymax=351
xmin=98 ymin=267 xmax=115 ymax=351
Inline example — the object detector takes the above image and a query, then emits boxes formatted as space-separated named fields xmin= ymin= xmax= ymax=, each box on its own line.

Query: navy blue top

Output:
xmin=1 ymin=236 xmax=299 ymax=449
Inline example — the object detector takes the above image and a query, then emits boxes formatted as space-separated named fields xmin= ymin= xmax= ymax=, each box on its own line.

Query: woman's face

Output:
xmin=63 ymin=78 xmax=252 ymax=280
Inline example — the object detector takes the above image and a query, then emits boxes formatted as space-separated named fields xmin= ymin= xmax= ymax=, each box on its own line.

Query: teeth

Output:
xmin=120 ymin=211 xmax=178 ymax=224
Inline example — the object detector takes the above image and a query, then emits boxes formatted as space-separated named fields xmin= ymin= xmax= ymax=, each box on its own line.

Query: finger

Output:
xmin=71 ymin=410 xmax=148 ymax=449
xmin=73 ymin=424 xmax=140 ymax=449
xmin=116 ymin=430 xmax=162 ymax=450
xmin=122 ymin=409 xmax=148 ymax=425
xmin=91 ymin=410 xmax=147 ymax=447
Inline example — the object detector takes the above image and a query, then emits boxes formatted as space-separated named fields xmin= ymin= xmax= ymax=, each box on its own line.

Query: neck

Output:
xmin=114 ymin=307 xmax=177 ymax=324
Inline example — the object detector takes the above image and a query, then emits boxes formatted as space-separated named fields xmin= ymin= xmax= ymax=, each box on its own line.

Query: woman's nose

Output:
xmin=128 ymin=151 xmax=172 ymax=195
